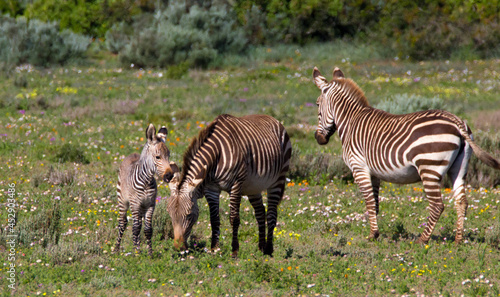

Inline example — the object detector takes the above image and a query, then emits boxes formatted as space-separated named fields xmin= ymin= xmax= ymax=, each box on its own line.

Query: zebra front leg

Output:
xmin=114 ymin=202 xmax=129 ymax=253
xmin=417 ymin=176 xmax=445 ymax=244
xmin=353 ymin=170 xmax=380 ymax=240
xmin=248 ymin=194 xmax=266 ymax=253
xmin=205 ymin=189 xmax=221 ymax=250
xmin=371 ymin=176 xmax=381 ymax=215
xmin=144 ymin=205 xmax=155 ymax=256
xmin=229 ymin=185 xmax=243 ymax=258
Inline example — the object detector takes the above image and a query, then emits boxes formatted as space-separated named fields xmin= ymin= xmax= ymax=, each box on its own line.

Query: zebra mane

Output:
xmin=334 ymin=78 xmax=370 ymax=107
xmin=178 ymin=117 xmax=218 ymax=187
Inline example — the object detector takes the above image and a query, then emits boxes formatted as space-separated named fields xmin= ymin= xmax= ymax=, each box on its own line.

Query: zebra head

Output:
xmin=144 ymin=124 xmax=175 ymax=183
xmin=167 ymin=165 xmax=206 ymax=250
xmin=312 ymin=67 xmax=342 ymax=145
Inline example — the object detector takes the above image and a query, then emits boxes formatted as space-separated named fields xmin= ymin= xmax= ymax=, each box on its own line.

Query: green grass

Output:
xmin=1 ymin=42 xmax=500 ymax=296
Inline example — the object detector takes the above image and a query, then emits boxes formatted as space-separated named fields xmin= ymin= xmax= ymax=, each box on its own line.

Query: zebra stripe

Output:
xmin=313 ymin=67 xmax=500 ymax=244
xmin=115 ymin=124 xmax=175 ymax=256
xmin=167 ymin=114 xmax=292 ymax=257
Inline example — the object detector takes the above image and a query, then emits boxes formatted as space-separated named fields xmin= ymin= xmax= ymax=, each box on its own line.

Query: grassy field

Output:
xmin=1 ymin=42 xmax=500 ymax=296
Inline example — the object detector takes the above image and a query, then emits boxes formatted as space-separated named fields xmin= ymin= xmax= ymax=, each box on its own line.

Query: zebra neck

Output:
xmin=135 ymin=158 xmax=156 ymax=184
xmin=185 ymin=142 xmax=219 ymax=187
xmin=331 ymin=94 xmax=370 ymax=141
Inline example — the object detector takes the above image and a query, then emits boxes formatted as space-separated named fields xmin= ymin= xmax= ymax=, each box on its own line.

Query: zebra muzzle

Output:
xmin=163 ymin=170 xmax=174 ymax=183
xmin=315 ymin=131 xmax=329 ymax=145
xmin=173 ymin=236 xmax=185 ymax=250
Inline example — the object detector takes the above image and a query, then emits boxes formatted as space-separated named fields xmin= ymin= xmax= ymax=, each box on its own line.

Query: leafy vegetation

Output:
xmin=374 ymin=93 xmax=447 ymax=115
xmin=0 ymin=15 xmax=90 ymax=68
xmin=3 ymin=0 xmax=500 ymax=66
xmin=119 ymin=1 xmax=247 ymax=68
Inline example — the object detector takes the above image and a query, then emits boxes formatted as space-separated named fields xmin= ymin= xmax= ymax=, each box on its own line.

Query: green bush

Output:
xmin=24 ymin=0 xmax=101 ymax=36
xmin=0 ymin=15 xmax=90 ymax=67
xmin=52 ymin=143 xmax=90 ymax=164
xmin=289 ymin=149 xmax=352 ymax=184
xmin=119 ymin=1 xmax=247 ymax=68
xmin=152 ymin=199 xmax=173 ymax=241
xmin=375 ymin=93 xmax=446 ymax=115
xmin=23 ymin=0 xmax=150 ymax=37
xmin=467 ymin=131 xmax=500 ymax=188
xmin=104 ymin=22 xmax=130 ymax=54
xmin=0 ymin=0 xmax=26 ymax=17
xmin=17 ymin=201 xmax=61 ymax=247
xmin=234 ymin=0 xmax=382 ymax=45
xmin=375 ymin=0 xmax=500 ymax=60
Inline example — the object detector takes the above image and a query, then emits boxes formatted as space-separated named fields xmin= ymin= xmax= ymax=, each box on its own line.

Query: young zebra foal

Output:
xmin=115 ymin=124 xmax=175 ymax=256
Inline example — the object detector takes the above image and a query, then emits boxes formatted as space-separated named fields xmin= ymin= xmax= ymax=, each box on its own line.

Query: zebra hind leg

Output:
xmin=248 ymin=194 xmax=266 ymax=253
xmin=353 ymin=170 xmax=380 ymax=240
xmin=452 ymin=184 xmax=468 ymax=243
xmin=417 ymin=175 xmax=445 ymax=244
xmin=114 ymin=202 xmax=129 ymax=253
xmin=144 ymin=205 xmax=155 ymax=256
xmin=447 ymin=142 xmax=472 ymax=244
xmin=264 ymin=182 xmax=285 ymax=256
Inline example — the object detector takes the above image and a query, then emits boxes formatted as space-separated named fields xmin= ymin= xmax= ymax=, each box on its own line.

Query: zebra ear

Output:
xmin=157 ymin=126 xmax=168 ymax=143
xmin=146 ymin=124 xmax=156 ymax=142
xmin=168 ymin=162 xmax=180 ymax=193
xmin=169 ymin=161 xmax=179 ymax=174
xmin=168 ymin=173 xmax=181 ymax=195
xmin=312 ymin=67 xmax=328 ymax=89
xmin=332 ymin=67 xmax=344 ymax=79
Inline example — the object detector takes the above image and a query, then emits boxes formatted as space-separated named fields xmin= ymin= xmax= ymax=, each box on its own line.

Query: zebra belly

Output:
xmin=372 ymin=165 xmax=421 ymax=184
xmin=241 ymin=173 xmax=280 ymax=195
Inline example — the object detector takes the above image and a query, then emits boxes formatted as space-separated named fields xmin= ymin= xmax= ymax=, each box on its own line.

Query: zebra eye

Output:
xmin=155 ymin=156 xmax=160 ymax=160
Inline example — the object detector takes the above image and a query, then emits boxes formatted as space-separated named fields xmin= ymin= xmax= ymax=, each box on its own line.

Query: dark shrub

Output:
xmin=53 ymin=143 xmax=90 ymax=164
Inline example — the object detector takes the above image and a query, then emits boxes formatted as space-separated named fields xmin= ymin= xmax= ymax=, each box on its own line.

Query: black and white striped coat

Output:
xmin=167 ymin=114 xmax=292 ymax=257
xmin=313 ymin=67 xmax=500 ymax=244
xmin=115 ymin=124 xmax=175 ymax=255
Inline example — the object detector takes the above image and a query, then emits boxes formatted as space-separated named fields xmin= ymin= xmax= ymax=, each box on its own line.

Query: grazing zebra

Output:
xmin=166 ymin=114 xmax=292 ymax=257
xmin=312 ymin=67 xmax=500 ymax=244
xmin=115 ymin=124 xmax=176 ymax=255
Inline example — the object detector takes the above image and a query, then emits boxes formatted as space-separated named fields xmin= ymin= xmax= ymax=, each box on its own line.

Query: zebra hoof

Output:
xmin=415 ymin=237 xmax=429 ymax=245
xmin=231 ymin=251 xmax=238 ymax=258
xmin=264 ymin=245 xmax=274 ymax=256
xmin=368 ymin=231 xmax=380 ymax=241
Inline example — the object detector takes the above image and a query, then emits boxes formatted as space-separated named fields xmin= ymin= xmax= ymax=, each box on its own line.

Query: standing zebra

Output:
xmin=166 ymin=114 xmax=292 ymax=257
xmin=115 ymin=124 xmax=176 ymax=255
xmin=312 ymin=67 xmax=500 ymax=244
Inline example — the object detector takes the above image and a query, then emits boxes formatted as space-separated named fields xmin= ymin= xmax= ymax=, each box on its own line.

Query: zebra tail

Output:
xmin=456 ymin=122 xmax=500 ymax=170
xmin=468 ymin=139 xmax=500 ymax=169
